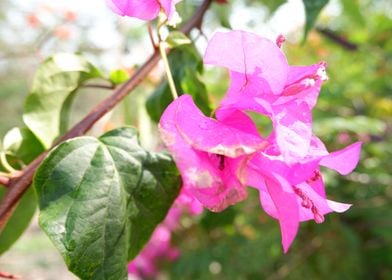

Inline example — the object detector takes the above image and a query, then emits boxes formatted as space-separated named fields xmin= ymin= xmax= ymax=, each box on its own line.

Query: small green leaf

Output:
xmin=34 ymin=127 xmax=181 ymax=280
xmin=3 ymin=127 xmax=45 ymax=164
xmin=0 ymin=187 xmax=36 ymax=255
xmin=109 ymin=69 xmax=130 ymax=85
xmin=166 ymin=31 xmax=192 ymax=48
xmin=303 ymin=0 xmax=329 ymax=41
xmin=146 ymin=44 xmax=211 ymax=122
xmin=212 ymin=1 xmax=232 ymax=28
xmin=23 ymin=53 xmax=103 ymax=149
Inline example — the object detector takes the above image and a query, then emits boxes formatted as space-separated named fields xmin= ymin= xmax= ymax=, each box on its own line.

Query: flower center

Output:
xmin=218 ymin=155 xmax=225 ymax=171
xmin=306 ymin=170 xmax=321 ymax=184
xmin=293 ymin=186 xmax=324 ymax=224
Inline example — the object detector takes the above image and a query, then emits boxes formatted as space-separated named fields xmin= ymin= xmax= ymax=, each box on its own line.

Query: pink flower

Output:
xmin=205 ymin=31 xmax=328 ymax=163
xmin=159 ymin=94 xmax=267 ymax=212
xmin=243 ymin=138 xmax=362 ymax=252
xmin=203 ymin=30 xmax=361 ymax=251
xmin=158 ymin=30 xmax=362 ymax=253
xmin=107 ymin=0 xmax=180 ymax=21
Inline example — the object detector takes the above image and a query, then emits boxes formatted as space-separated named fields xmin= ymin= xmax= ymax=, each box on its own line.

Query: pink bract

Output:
xmin=159 ymin=94 xmax=267 ymax=212
xmin=107 ymin=0 xmax=180 ymax=21
xmin=205 ymin=31 xmax=328 ymax=163
xmin=244 ymin=140 xmax=361 ymax=252
xmin=158 ymin=30 xmax=362 ymax=253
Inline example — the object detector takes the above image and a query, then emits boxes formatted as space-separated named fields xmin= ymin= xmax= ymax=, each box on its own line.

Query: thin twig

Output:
xmin=82 ymin=83 xmax=115 ymax=90
xmin=147 ymin=23 xmax=158 ymax=49
xmin=0 ymin=176 xmax=9 ymax=187
xmin=0 ymin=0 xmax=213 ymax=231
xmin=316 ymin=27 xmax=358 ymax=51
xmin=0 ymin=271 xmax=20 ymax=279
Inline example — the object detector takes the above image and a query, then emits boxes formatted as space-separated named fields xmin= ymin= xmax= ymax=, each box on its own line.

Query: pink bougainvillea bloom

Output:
xmin=158 ymin=30 xmax=362 ymax=253
xmin=159 ymin=94 xmax=267 ymax=212
xmin=243 ymin=138 xmax=362 ymax=252
xmin=205 ymin=31 xmax=328 ymax=163
xmin=107 ymin=0 xmax=180 ymax=21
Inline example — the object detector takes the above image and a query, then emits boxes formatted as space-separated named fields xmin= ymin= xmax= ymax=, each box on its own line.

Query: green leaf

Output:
xmin=302 ymin=0 xmax=329 ymax=41
xmin=34 ymin=127 xmax=181 ymax=280
xmin=109 ymin=69 xmax=130 ymax=85
xmin=2 ymin=127 xmax=45 ymax=164
xmin=211 ymin=2 xmax=232 ymax=28
xmin=23 ymin=53 xmax=103 ymax=149
xmin=0 ymin=187 xmax=36 ymax=255
xmin=340 ymin=0 xmax=365 ymax=27
xmin=166 ymin=31 xmax=192 ymax=48
xmin=146 ymin=44 xmax=211 ymax=122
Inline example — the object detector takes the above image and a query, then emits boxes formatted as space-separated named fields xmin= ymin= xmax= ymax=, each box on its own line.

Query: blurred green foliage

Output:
xmin=0 ymin=0 xmax=391 ymax=279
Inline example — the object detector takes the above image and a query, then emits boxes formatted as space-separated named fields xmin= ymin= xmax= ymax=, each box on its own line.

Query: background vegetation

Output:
xmin=0 ymin=0 xmax=391 ymax=279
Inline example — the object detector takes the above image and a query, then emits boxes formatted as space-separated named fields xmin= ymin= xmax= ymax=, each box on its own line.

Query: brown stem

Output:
xmin=0 ymin=0 xmax=213 ymax=230
xmin=147 ymin=23 xmax=158 ymax=49
xmin=316 ymin=27 xmax=358 ymax=51
xmin=0 ymin=176 xmax=9 ymax=187
xmin=0 ymin=271 xmax=20 ymax=279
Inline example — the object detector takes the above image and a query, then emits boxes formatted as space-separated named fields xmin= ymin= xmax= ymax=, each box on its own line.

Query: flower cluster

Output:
xmin=159 ymin=30 xmax=361 ymax=252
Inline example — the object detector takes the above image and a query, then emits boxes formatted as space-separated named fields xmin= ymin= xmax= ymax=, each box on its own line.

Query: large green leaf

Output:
xmin=146 ymin=44 xmax=211 ymax=123
xmin=303 ymin=0 xmax=329 ymax=41
xmin=34 ymin=127 xmax=181 ymax=280
xmin=0 ymin=187 xmax=36 ymax=255
xmin=23 ymin=53 xmax=103 ymax=148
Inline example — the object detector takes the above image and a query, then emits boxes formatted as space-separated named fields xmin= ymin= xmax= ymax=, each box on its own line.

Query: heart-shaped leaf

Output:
xmin=23 ymin=53 xmax=103 ymax=148
xmin=34 ymin=127 xmax=181 ymax=279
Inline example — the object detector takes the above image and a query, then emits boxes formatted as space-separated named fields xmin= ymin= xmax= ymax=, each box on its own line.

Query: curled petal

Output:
xmin=295 ymin=181 xmax=351 ymax=222
xmin=175 ymin=95 xmax=265 ymax=157
xmin=277 ymin=62 xmax=327 ymax=108
xmin=285 ymin=62 xmax=328 ymax=87
xmin=320 ymin=142 xmax=362 ymax=175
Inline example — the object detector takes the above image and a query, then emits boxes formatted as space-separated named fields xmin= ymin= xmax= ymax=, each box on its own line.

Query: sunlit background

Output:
xmin=0 ymin=0 xmax=391 ymax=279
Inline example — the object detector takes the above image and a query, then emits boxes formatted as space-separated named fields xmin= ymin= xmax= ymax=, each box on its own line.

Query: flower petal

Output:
xmin=273 ymin=102 xmax=313 ymax=162
xmin=320 ymin=142 xmax=362 ymax=175
xmin=175 ymin=95 xmax=265 ymax=157
xmin=159 ymin=95 xmax=247 ymax=212
xmin=107 ymin=0 xmax=160 ymax=20
xmin=159 ymin=0 xmax=181 ymax=20
xmin=245 ymin=165 xmax=299 ymax=253
xmin=265 ymin=173 xmax=299 ymax=253
xmin=204 ymin=31 xmax=289 ymax=95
